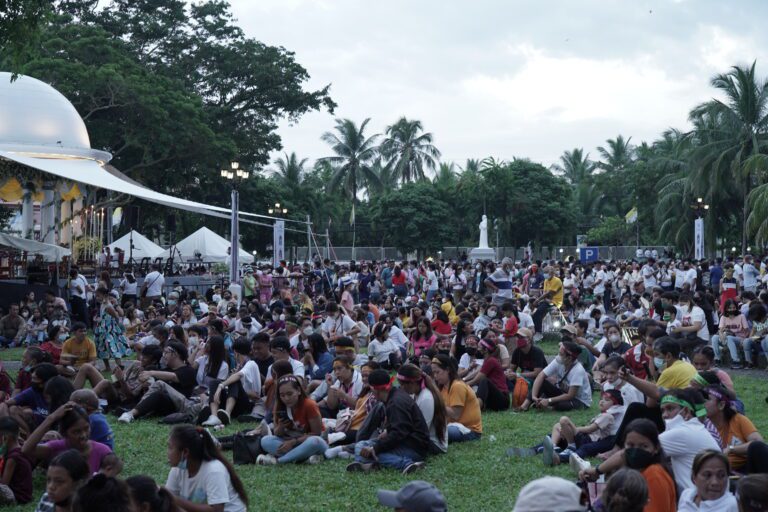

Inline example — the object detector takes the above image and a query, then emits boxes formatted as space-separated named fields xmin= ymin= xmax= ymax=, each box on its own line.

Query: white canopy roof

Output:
xmin=158 ymin=226 xmax=254 ymax=264
xmin=107 ymin=230 xmax=164 ymax=259
xmin=0 ymin=233 xmax=71 ymax=261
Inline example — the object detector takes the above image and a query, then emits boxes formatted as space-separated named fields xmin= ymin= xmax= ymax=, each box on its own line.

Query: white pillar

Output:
xmin=41 ymin=181 xmax=56 ymax=244
xmin=20 ymin=182 xmax=34 ymax=239
xmin=60 ymin=200 xmax=71 ymax=245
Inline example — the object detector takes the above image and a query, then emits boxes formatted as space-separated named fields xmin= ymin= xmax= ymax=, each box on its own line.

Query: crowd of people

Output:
xmin=0 ymin=253 xmax=765 ymax=511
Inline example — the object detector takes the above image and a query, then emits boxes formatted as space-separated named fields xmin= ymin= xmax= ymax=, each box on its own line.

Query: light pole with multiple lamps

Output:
xmin=267 ymin=203 xmax=288 ymax=266
xmin=221 ymin=161 xmax=249 ymax=283
xmin=690 ymin=197 xmax=709 ymax=260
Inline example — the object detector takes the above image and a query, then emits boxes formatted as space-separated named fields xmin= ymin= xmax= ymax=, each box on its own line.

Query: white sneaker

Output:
xmin=324 ymin=446 xmax=344 ymax=459
xmin=257 ymin=454 xmax=277 ymax=465
xmin=118 ymin=412 xmax=134 ymax=424
xmin=337 ymin=449 xmax=353 ymax=459
xmin=569 ymin=452 xmax=591 ymax=474
xmin=328 ymin=432 xmax=347 ymax=445
xmin=307 ymin=454 xmax=324 ymax=464
xmin=202 ymin=415 xmax=222 ymax=427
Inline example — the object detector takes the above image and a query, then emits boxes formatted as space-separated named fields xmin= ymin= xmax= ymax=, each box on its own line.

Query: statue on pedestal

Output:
xmin=478 ymin=215 xmax=489 ymax=249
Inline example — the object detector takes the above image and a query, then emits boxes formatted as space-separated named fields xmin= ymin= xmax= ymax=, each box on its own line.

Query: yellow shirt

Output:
xmin=656 ymin=360 xmax=698 ymax=389
xmin=544 ymin=276 xmax=564 ymax=308
xmin=442 ymin=379 xmax=482 ymax=434
xmin=61 ymin=337 xmax=97 ymax=366
xmin=441 ymin=302 xmax=458 ymax=325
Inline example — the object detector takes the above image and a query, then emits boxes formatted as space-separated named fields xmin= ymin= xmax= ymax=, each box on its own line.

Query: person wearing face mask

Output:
xmin=457 ymin=335 xmax=483 ymax=381
xmin=592 ymin=323 xmax=631 ymax=379
xmin=471 ymin=262 xmax=488 ymax=296
xmin=530 ymin=341 xmax=592 ymax=411
xmin=41 ymin=325 xmax=67 ymax=366
xmin=579 ymin=419 xmax=677 ymax=512
xmin=711 ymin=299 xmax=750 ymax=368
xmin=718 ymin=265 xmax=739 ymax=313
xmin=321 ymin=303 xmax=360 ymax=344
xmin=601 ymin=356 xmax=644 ymax=407
xmin=472 ymin=304 xmax=496 ymax=335
xmin=485 ymin=258 xmax=515 ymax=307
xmin=669 ymin=293 xmax=709 ymax=352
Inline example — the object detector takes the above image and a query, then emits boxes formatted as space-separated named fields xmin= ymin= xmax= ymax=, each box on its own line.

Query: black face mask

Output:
xmin=465 ymin=347 xmax=478 ymax=357
xmin=437 ymin=349 xmax=450 ymax=356
xmin=624 ymin=447 xmax=656 ymax=470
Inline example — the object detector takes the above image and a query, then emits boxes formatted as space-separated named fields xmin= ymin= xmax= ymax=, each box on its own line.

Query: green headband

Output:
xmin=692 ymin=374 xmax=709 ymax=387
xmin=660 ymin=395 xmax=694 ymax=412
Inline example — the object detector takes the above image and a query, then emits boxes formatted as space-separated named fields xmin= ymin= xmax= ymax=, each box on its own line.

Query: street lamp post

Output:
xmin=221 ymin=161 xmax=250 ymax=284
xmin=690 ymin=197 xmax=709 ymax=260
xmin=267 ymin=203 xmax=288 ymax=267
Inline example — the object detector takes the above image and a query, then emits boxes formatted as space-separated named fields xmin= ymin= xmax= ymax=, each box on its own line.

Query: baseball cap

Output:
xmin=377 ymin=481 xmax=447 ymax=512
xmin=513 ymin=476 xmax=586 ymax=512
xmin=560 ymin=324 xmax=577 ymax=336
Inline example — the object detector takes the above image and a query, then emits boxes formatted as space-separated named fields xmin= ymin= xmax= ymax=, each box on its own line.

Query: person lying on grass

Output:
xmin=22 ymin=403 xmax=117 ymax=475
xmin=73 ymin=345 xmax=162 ymax=412
xmin=166 ymin=425 xmax=248 ymax=512
xmin=257 ymin=375 xmax=327 ymax=465
xmin=347 ymin=369 xmax=430 ymax=474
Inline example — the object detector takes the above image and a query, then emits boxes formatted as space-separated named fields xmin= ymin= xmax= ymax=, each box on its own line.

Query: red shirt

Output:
xmin=431 ymin=319 xmax=452 ymax=335
xmin=623 ymin=344 xmax=651 ymax=380
xmin=480 ymin=357 xmax=508 ymax=392
xmin=392 ymin=273 xmax=406 ymax=286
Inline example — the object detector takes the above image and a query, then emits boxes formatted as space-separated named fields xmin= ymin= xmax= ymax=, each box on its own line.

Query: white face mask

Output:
xmin=487 ymin=310 xmax=497 ymax=318
xmin=608 ymin=334 xmax=621 ymax=344
xmin=303 ymin=327 xmax=314 ymax=337
xmin=188 ymin=335 xmax=199 ymax=346
xmin=664 ymin=413 xmax=685 ymax=430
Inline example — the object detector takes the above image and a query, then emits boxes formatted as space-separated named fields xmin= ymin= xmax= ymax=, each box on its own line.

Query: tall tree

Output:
xmin=380 ymin=117 xmax=441 ymax=183
xmin=272 ymin=152 xmax=308 ymax=188
xmin=319 ymin=118 xmax=381 ymax=202
xmin=597 ymin=135 xmax=634 ymax=173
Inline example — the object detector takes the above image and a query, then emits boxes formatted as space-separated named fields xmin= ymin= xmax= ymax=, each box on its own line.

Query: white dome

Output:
xmin=0 ymin=72 xmax=110 ymax=162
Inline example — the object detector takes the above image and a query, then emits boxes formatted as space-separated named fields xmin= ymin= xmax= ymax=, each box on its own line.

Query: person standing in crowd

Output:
xmin=140 ymin=264 xmax=165 ymax=310
xmin=67 ymin=268 xmax=91 ymax=328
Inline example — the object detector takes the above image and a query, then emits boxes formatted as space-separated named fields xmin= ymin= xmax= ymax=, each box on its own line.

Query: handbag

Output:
xmin=232 ymin=432 xmax=263 ymax=465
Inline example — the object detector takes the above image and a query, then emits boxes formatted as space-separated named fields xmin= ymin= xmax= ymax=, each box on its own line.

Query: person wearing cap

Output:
xmin=431 ymin=354 xmax=482 ymax=442
xmin=321 ymin=303 xmax=360 ymax=344
xmin=118 ymin=341 xmax=199 ymax=424
xmin=507 ymin=327 xmax=547 ymax=411
xmin=242 ymin=266 xmax=257 ymax=303
xmin=465 ymin=338 xmax=509 ymax=411
xmin=347 ymin=369 xmax=430 ymax=474
xmin=530 ymin=341 xmax=592 ymax=411
xmin=377 ymin=480 xmax=447 ymax=512
xmin=484 ymin=257 xmax=515 ymax=306
xmin=513 ymin=476 xmax=586 ymax=512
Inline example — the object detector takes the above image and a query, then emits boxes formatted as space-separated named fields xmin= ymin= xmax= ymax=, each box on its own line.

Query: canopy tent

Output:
xmin=0 ymin=233 xmax=71 ymax=261
xmin=107 ymin=230 xmax=164 ymax=259
xmin=158 ymin=226 xmax=254 ymax=264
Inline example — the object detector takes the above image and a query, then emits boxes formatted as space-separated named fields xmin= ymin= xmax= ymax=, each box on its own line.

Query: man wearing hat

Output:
xmin=377 ymin=481 xmax=447 ymax=512
xmin=506 ymin=327 xmax=548 ymax=411
xmin=513 ymin=476 xmax=586 ymax=512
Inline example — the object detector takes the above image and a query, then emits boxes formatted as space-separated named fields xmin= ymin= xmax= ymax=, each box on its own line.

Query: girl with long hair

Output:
xmin=430 ymin=354 xmax=482 ymax=442
xmin=409 ymin=318 xmax=436 ymax=358
xmin=397 ymin=363 xmax=448 ymax=454
xmin=126 ymin=475 xmax=179 ymax=512
xmin=166 ymin=425 xmax=248 ymax=511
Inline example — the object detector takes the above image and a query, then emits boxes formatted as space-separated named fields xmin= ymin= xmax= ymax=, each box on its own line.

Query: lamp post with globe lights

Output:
xmin=221 ymin=161 xmax=249 ymax=283
xmin=690 ymin=197 xmax=709 ymax=260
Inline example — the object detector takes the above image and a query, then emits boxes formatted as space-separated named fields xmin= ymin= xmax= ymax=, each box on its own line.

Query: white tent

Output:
xmin=0 ymin=233 xmax=71 ymax=261
xmin=158 ymin=227 xmax=254 ymax=264
xmin=107 ymin=230 xmax=164 ymax=259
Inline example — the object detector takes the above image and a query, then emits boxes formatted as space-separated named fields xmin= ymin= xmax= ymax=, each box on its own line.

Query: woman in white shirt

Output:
xmin=367 ymin=322 xmax=399 ymax=368
xmin=677 ymin=450 xmax=738 ymax=511
xmin=166 ymin=425 xmax=248 ymax=512
xmin=192 ymin=336 xmax=229 ymax=387
xmin=670 ymin=293 xmax=709 ymax=350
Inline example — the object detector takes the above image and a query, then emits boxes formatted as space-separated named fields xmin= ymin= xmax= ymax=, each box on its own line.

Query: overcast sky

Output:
xmin=229 ymin=0 xmax=768 ymax=170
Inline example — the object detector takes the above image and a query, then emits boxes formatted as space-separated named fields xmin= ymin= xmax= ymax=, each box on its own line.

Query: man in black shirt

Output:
xmin=118 ymin=341 xmax=199 ymax=423
xmin=251 ymin=333 xmax=274 ymax=382
xmin=509 ymin=328 xmax=547 ymax=381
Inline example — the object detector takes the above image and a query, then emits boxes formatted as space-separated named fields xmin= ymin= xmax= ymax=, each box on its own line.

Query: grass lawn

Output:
xmin=5 ymin=359 xmax=768 ymax=510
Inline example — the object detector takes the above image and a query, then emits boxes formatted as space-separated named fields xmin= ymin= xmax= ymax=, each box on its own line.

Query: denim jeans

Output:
xmin=261 ymin=435 xmax=327 ymax=464
xmin=354 ymin=439 xmax=424 ymax=470
xmin=727 ymin=336 xmax=754 ymax=364
xmin=0 ymin=336 xmax=16 ymax=348
xmin=710 ymin=334 xmax=743 ymax=362
xmin=447 ymin=425 xmax=481 ymax=443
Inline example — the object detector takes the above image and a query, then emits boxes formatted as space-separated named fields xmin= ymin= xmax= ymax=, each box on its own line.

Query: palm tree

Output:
xmin=272 ymin=152 xmax=308 ymax=188
xmin=597 ymin=135 xmax=634 ymax=173
xmin=319 ymin=118 xmax=381 ymax=202
xmin=433 ymin=162 xmax=457 ymax=189
xmin=380 ymin=117 xmax=441 ymax=183
xmin=553 ymin=148 xmax=596 ymax=185
xmin=689 ymin=62 xmax=768 ymax=254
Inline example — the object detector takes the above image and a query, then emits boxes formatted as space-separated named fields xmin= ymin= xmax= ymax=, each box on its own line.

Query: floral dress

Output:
xmin=94 ymin=304 xmax=131 ymax=359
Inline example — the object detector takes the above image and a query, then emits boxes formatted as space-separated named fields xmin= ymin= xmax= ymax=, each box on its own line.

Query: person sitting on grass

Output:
xmin=431 ymin=354 xmax=482 ymax=443
xmin=312 ymin=356 xmax=363 ymax=419
xmin=0 ymin=417 xmax=32 ymax=505
xmin=71 ymin=474 xmax=133 ymax=512
xmin=76 ymin=345 xmax=162 ymax=411
xmin=678 ymin=450 xmax=738 ymax=512
xmin=190 ymin=335 xmax=229 ymax=389
xmin=257 ymin=375 xmax=327 ymax=465
xmin=69 ymin=390 xmax=113 ymax=450
xmin=540 ymin=389 xmax=625 ymax=468
xmin=202 ymin=338 xmax=262 ymax=427
xmin=41 ymin=325 xmax=66 ymax=366
xmin=0 ymin=362 xmax=58 ymax=434
xmin=347 ymin=369 xmax=430 ymax=474
xmin=23 ymin=403 xmax=114 ymax=475
xmin=396 ymin=363 xmax=448 ymax=454
xmin=600 ymin=356 xmax=644 ymax=407
xmin=125 ymin=475 xmax=179 ymax=512
xmin=691 ymin=346 xmax=734 ymax=392
xmin=33 ymin=449 xmax=90 ymax=512
xmin=465 ymin=338 xmax=510 ymax=411
xmin=12 ymin=347 xmax=48 ymax=397
xmin=59 ymin=323 xmax=97 ymax=379
xmin=117 ymin=342 xmax=198 ymax=424
xmin=578 ymin=419 xmax=677 ymax=512
xmin=598 ymin=468 xmax=649 ymax=512
xmin=530 ymin=341 xmax=592 ymax=411
xmin=165 ymin=425 xmax=248 ymax=512
xmin=376 ymin=480 xmax=447 ymax=512
xmin=735 ymin=474 xmax=768 ymax=512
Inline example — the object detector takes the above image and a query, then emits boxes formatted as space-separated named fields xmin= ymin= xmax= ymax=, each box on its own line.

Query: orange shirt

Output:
xmin=282 ymin=397 xmax=323 ymax=433
xmin=642 ymin=464 xmax=677 ymax=512
xmin=716 ymin=414 xmax=758 ymax=469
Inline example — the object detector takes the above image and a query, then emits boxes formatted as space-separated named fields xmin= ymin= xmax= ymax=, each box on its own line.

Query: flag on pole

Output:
xmin=625 ymin=207 xmax=638 ymax=224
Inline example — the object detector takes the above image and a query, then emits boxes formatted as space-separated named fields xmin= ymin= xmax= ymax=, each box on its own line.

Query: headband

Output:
xmin=660 ymin=395 xmax=695 ymax=412
xmin=692 ymin=373 xmax=709 ymax=387
xmin=704 ymin=386 xmax=730 ymax=404
xmin=278 ymin=375 xmax=301 ymax=385
xmin=601 ymin=392 xmax=622 ymax=406
xmin=396 ymin=373 xmax=421 ymax=383
xmin=370 ymin=375 xmax=396 ymax=391
xmin=479 ymin=339 xmax=496 ymax=351
xmin=431 ymin=357 xmax=446 ymax=368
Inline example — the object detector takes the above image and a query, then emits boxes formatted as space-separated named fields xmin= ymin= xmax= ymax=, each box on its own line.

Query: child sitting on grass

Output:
xmin=543 ymin=389 xmax=625 ymax=467
xmin=70 ymin=389 xmax=114 ymax=450
xmin=0 ymin=417 xmax=31 ymax=505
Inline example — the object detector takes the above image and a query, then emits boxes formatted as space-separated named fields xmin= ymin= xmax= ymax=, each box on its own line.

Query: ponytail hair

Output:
xmin=126 ymin=475 xmax=179 ymax=512
xmin=169 ymin=425 xmax=248 ymax=506
xmin=601 ymin=468 xmax=648 ymax=512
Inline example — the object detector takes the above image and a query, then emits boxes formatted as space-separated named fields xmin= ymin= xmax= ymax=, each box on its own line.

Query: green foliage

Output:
xmin=0 ymin=0 xmax=51 ymax=73
xmin=586 ymin=216 xmax=630 ymax=245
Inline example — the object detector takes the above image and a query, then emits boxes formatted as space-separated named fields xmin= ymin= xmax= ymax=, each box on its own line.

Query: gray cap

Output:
xmin=513 ymin=476 xmax=585 ymax=512
xmin=377 ymin=481 xmax=447 ymax=512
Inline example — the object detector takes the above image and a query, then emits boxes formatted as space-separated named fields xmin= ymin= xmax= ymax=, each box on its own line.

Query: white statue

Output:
xmin=478 ymin=215 xmax=489 ymax=248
